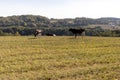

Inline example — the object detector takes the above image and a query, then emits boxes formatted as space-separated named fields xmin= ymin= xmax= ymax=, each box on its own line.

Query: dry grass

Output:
xmin=0 ymin=36 xmax=120 ymax=80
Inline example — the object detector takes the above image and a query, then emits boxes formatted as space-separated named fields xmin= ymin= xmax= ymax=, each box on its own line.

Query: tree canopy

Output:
xmin=0 ymin=15 xmax=120 ymax=36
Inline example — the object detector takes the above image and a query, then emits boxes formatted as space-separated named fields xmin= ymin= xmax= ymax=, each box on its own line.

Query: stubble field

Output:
xmin=0 ymin=36 xmax=120 ymax=80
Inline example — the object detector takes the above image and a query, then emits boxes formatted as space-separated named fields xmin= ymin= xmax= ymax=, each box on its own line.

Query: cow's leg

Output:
xmin=34 ymin=33 xmax=38 ymax=37
xmin=34 ymin=33 xmax=36 ymax=37
xmin=82 ymin=32 xmax=85 ymax=40
xmin=75 ymin=34 xmax=77 ymax=38
xmin=81 ymin=35 xmax=84 ymax=40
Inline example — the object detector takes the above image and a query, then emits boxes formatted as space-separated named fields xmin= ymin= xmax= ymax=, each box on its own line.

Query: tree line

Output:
xmin=0 ymin=15 xmax=120 ymax=36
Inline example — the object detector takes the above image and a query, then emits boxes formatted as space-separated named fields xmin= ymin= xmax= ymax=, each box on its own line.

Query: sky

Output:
xmin=0 ymin=0 xmax=120 ymax=19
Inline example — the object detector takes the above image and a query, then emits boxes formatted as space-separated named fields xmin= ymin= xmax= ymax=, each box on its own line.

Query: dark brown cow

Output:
xmin=34 ymin=29 xmax=42 ymax=37
xmin=69 ymin=28 xmax=85 ymax=38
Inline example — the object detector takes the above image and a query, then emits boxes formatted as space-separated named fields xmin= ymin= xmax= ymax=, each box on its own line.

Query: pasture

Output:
xmin=0 ymin=36 xmax=120 ymax=80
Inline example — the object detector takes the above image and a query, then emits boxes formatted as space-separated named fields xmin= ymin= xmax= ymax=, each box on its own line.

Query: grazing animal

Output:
xmin=34 ymin=29 xmax=42 ymax=37
xmin=69 ymin=28 xmax=85 ymax=38
xmin=46 ymin=33 xmax=56 ymax=36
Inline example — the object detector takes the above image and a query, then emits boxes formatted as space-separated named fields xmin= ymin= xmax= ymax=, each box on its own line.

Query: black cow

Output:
xmin=69 ymin=28 xmax=85 ymax=38
xmin=34 ymin=29 xmax=42 ymax=37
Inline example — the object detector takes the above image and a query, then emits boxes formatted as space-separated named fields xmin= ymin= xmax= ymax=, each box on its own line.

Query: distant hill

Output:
xmin=0 ymin=15 xmax=120 ymax=28
xmin=0 ymin=15 xmax=120 ymax=36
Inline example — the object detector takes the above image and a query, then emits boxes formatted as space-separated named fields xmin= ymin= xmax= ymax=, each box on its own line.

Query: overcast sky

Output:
xmin=0 ymin=0 xmax=120 ymax=19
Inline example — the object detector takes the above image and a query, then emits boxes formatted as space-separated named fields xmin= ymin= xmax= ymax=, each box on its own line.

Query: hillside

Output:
xmin=0 ymin=15 xmax=120 ymax=28
xmin=0 ymin=15 xmax=120 ymax=36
